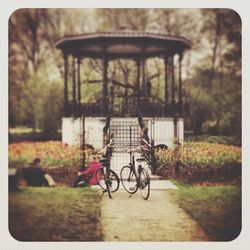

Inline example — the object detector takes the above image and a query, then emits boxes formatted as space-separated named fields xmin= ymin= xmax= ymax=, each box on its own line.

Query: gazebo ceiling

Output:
xmin=55 ymin=31 xmax=191 ymax=59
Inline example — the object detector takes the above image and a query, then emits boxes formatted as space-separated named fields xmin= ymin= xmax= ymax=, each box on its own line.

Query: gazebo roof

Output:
xmin=55 ymin=31 xmax=191 ymax=59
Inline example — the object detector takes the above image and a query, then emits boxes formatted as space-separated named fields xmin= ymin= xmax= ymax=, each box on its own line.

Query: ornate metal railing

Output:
xmin=64 ymin=102 xmax=102 ymax=117
xmin=64 ymin=99 xmax=183 ymax=118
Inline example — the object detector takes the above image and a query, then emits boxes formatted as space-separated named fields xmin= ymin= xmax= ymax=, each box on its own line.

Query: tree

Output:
xmin=9 ymin=9 xmax=90 ymax=131
xmin=9 ymin=9 xmax=56 ymax=130
xmin=9 ymin=8 xmax=241 ymax=138
xmin=96 ymin=9 xmax=151 ymax=31
xmin=42 ymin=82 xmax=63 ymax=137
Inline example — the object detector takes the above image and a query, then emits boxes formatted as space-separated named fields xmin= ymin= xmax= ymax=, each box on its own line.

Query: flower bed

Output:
xmin=9 ymin=141 xmax=94 ymax=185
xmin=9 ymin=141 xmax=242 ymax=184
xmin=9 ymin=141 xmax=92 ymax=167
xmin=156 ymin=142 xmax=241 ymax=183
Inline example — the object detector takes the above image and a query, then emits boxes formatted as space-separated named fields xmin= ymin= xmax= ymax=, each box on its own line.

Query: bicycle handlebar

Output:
xmin=98 ymin=140 xmax=115 ymax=155
xmin=126 ymin=146 xmax=143 ymax=153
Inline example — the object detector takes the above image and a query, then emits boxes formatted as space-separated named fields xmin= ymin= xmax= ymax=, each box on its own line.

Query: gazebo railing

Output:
xmin=64 ymin=99 xmax=183 ymax=118
xmin=64 ymin=102 xmax=102 ymax=117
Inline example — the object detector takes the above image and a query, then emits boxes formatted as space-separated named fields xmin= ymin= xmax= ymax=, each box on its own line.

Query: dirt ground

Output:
xmin=100 ymin=189 xmax=209 ymax=242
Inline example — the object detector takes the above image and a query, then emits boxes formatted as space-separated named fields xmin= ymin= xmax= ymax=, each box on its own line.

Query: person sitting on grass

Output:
xmin=73 ymin=155 xmax=101 ymax=187
xmin=22 ymin=158 xmax=56 ymax=187
xmin=22 ymin=158 xmax=48 ymax=186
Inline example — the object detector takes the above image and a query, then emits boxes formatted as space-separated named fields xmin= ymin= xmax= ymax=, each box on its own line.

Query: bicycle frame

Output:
xmin=128 ymin=155 xmax=144 ymax=186
xmin=141 ymin=139 xmax=157 ymax=174
xmin=96 ymin=140 xmax=120 ymax=198
xmin=120 ymin=143 xmax=151 ymax=200
xmin=100 ymin=161 xmax=111 ymax=185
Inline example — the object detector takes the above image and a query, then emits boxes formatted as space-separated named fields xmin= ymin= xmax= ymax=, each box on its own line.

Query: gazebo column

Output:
xmin=141 ymin=58 xmax=146 ymax=96
xmin=136 ymin=55 xmax=148 ymax=111
xmin=171 ymin=55 xmax=175 ymax=115
xmin=178 ymin=53 xmax=183 ymax=116
xmin=63 ymin=53 xmax=68 ymax=116
xmin=102 ymin=55 xmax=108 ymax=116
xmin=136 ymin=59 xmax=140 ymax=106
xmin=139 ymin=56 xmax=147 ymax=109
xmin=72 ymin=56 xmax=77 ymax=116
xmin=171 ymin=55 xmax=178 ymax=142
xmin=164 ymin=56 xmax=169 ymax=116
xmin=77 ymin=57 xmax=81 ymax=116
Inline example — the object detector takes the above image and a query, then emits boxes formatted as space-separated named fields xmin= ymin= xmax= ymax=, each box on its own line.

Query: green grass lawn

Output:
xmin=169 ymin=183 xmax=241 ymax=241
xmin=9 ymin=187 xmax=102 ymax=241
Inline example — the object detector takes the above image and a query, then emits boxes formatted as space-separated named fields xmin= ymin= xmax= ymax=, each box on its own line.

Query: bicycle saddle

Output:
xmin=99 ymin=158 xmax=109 ymax=164
xmin=136 ymin=157 xmax=146 ymax=162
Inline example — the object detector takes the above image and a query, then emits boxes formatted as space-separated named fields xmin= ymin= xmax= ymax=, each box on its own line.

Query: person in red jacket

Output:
xmin=73 ymin=155 xmax=101 ymax=187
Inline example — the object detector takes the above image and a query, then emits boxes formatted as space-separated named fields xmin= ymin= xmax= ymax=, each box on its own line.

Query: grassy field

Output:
xmin=9 ymin=184 xmax=241 ymax=242
xmin=9 ymin=126 xmax=61 ymax=143
xmin=169 ymin=183 xmax=241 ymax=241
xmin=9 ymin=187 xmax=102 ymax=241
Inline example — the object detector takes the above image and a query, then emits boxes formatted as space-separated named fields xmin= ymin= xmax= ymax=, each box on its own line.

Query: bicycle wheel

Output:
xmin=95 ymin=168 xmax=112 ymax=199
xmin=139 ymin=167 xmax=150 ymax=200
xmin=95 ymin=169 xmax=120 ymax=193
xmin=108 ymin=169 xmax=120 ymax=193
xmin=106 ymin=181 xmax=112 ymax=199
xmin=120 ymin=166 xmax=138 ymax=194
xmin=95 ymin=168 xmax=106 ymax=191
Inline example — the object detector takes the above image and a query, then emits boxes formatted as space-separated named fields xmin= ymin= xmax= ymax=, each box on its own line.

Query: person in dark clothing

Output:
xmin=22 ymin=158 xmax=48 ymax=186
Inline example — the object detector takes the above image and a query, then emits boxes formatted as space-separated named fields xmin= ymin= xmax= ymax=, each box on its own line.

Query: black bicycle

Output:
xmin=120 ymin=146 xmax=150 ymax=200
xmin=141 ymin=138 xmax=168 ymax=175
xmin=95 ymin=139 xmax=120 ymax=198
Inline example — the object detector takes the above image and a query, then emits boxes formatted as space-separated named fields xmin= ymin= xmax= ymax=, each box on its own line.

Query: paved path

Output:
xmin=98 ymin=181 xmax=209 ymax=242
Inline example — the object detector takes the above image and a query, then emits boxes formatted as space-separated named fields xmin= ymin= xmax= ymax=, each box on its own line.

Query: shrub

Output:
xmin=157 ymin=142 xmax=241 ymax=167
xmin=156 ymin=142 xmax=241 ymax=183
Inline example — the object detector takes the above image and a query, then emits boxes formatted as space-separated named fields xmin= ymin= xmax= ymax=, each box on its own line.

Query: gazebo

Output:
xmin=56 ymin=30 xmax=191 ymax=153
